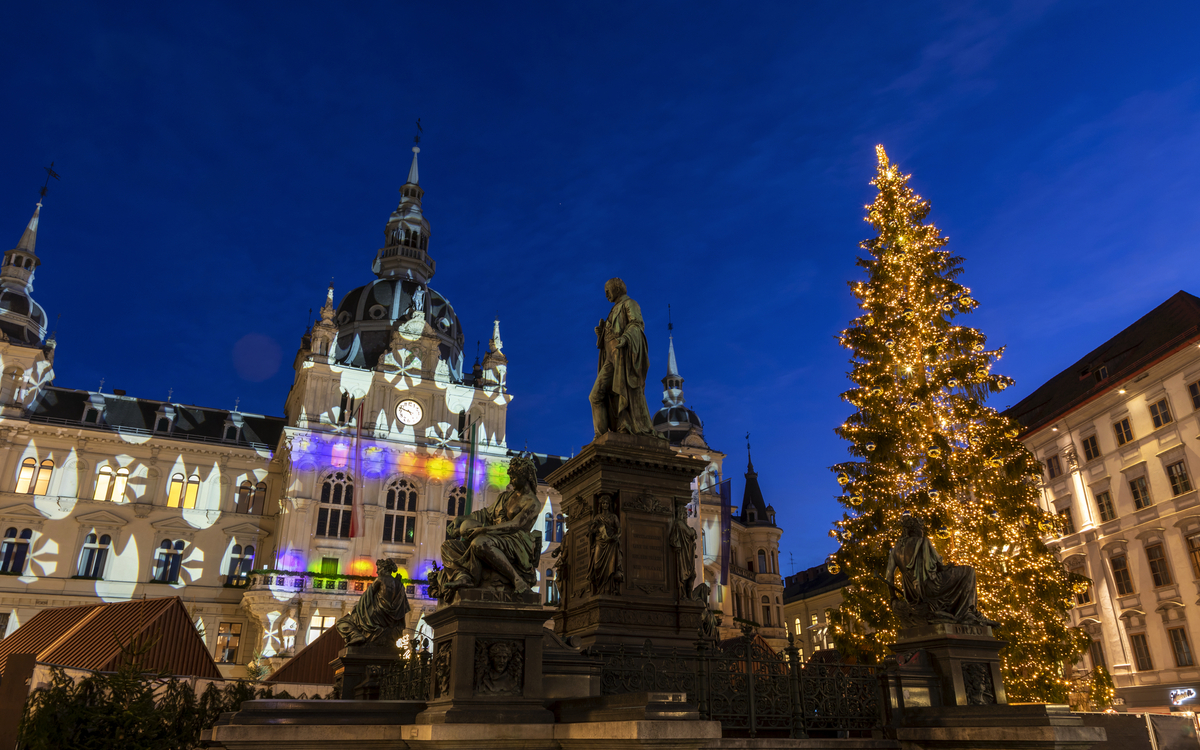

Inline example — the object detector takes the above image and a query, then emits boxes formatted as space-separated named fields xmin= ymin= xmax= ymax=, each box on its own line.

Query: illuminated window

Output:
xmin=1188 ymin=535 xmax=1200 ymax=579
xmin=447 ymin=486 xmax=466 ymax=517
xmin=1170 ymin=627 xmax=1194 ymax=668
xmin=1081 ymin=435 xmax=1100 ymax=462
xmin=77 ymin=533 xmax=111 ymax=579
xmin=307 ymin=614 xmax=337 ymax=644
xmin=1089 ymin=639 xmax=1106 ymax=670
xmin=1057 ymin=508 xmax=1075 ymax=536
xmin=226 ymin=544 xmax=255 ymax=585
xmin=1130 ymin=633 xmax=1153 ymax=671
xmin=183 ymin=475 xmax=200 ymax=509
xmin=167 ymin=474 xmax=185 ymax=507
xmin=153 ymin=540 xmax=185 ymax=583
xmin=216 ymin=622 xmax=242 ymax=663
xmin=15 ymin=458 xmax=53 ymax=495
xmin=1167 ymin=461 xmax=1193 ymax=496
xmin=1147 ymin=544 xmax=1173 ymax=587
xmin=1111 ymin=554 xmax=1134 ymax=596
xmin=1150 ymin=398 xmax=1173 ymax=429
xmin=317 ymin=472 xmax=353 ymax=538
xmin=1 ymin=528 xmax=32 ymax=574
xmin=555 ymin=514 xmax=565 ymax=542
xmin=1190 ymin=381 xmax=1200 ymax=410
xmin=93 ymin=467 xmax=129 ymax=502
xmin=1046 ymin=455 xmax=1062 ymax=479
xmin=1095 ymin=491 xmax=1116 ymax=523
xmin=1130 ymin=476 xmax=1152 ymax=509
xmin=1113 ymin=418 xmax=1133 ymax=446
xmin=382 ymin=478 xmax=417 ymax=544
xmin=1074 ymin=579 xmax=1091 ymax=605
xmin=545 ymin=569 xmax=558 ymax=605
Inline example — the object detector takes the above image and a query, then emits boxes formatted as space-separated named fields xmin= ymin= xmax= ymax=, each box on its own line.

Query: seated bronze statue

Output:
xmin=883 ymin=515 xmax=999 ymax=629
xmin=335 ymin=558 xmax=410 ymax=647
xmin=428 ymin=455 xmax=540 ymax=602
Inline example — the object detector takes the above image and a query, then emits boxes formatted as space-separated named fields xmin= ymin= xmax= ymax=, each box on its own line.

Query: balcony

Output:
xmin=247 ymin=572 xmax=428 ymax=599
xmin=756 ymin=572 xmax=783 ymax=587
xmin=730 ymin=563 xmax=755 ymax=581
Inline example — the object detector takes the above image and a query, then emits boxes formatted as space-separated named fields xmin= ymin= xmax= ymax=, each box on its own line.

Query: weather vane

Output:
xmin=40 ymin=161 xmax=60 ymax=199
xmin=415 ymin=117 xmax=422 ymax=145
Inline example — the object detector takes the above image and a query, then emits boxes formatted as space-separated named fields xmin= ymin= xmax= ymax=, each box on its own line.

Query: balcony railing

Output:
xmin=247 ymin=572 xmax=427 ymax=599
xmin=730 ymin=563 xmax=755 ymax=581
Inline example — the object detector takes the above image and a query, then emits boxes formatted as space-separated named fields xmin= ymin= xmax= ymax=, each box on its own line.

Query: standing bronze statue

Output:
xmin=590 ymin=278 xmax=662 ymax=438
xmin=588 ymin=493 xmax=624 ymax=595
xmin=669 ymin=501 xmax=698 ymax=596
xmin=336 ymin=558 xmax=411 ymax=647
xmin=428 ymin=456 xmax=541 ymax=602
xmin=883 ymin=515 xmax=999 ymax=629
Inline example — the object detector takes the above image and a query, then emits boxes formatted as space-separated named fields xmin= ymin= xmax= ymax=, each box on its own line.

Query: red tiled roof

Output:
xmin=0 ymin=597 xmax=220 ymax=679
xmin=265 ymin=626 xmax=343 ymax=685
xmin=1005 ymin=291 xmax=1200 ymax=434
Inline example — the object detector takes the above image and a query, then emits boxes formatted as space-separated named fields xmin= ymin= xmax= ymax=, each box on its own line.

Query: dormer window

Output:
xmin=156 ymin=417 xmax=172 ymax=433
xmin=223 ymin=424 xmax=239 ymax=441
xmin=82 ymin=406 xmax=101 ymax=424
xmin=748 ymin=510 xmax=757 ymax=523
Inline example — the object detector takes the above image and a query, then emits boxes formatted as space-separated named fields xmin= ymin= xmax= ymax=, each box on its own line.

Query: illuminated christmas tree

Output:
xmin=829 ymin=146 xmax=1089 ymax=702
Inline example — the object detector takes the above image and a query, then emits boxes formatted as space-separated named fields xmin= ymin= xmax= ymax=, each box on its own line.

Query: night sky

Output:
xmin=3 ymin=2 xmax=1200 ymax=574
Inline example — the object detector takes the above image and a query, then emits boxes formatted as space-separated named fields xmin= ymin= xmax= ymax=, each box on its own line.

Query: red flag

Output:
xmin=350 ymin=401 xmax=364 ymax=538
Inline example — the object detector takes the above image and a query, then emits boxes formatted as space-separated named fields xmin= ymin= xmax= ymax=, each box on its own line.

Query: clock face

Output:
xmin=396 ymin=399 xmax=423 ymax=426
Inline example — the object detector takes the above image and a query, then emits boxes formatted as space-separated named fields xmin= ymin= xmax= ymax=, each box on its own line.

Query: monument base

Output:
xmin=888 ymin=623 xmax=1008 ymax=709
xmin=895 ymin=703 xmax=1106 ymax=749
xmin=415 ymin=590 xmax=555 ymax=726
xmin=331 ymin=644 xmax=400 ymax=700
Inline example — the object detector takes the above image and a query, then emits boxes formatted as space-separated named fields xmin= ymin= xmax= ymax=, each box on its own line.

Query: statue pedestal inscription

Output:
xmin=546 ymin=432 xmax=707 ymax=651
xmin=415 ymin=589 xmax=555 ymax=726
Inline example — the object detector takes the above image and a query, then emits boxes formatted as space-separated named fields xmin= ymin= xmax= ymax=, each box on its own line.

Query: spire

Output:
xmin=489 ymin=318 xmax=503 ymax=353
xmin=1 ymin=199 xmax=49 ymax=344
xmin=746 ymin=432 xmax=754 ymax=475
xmin=406 ymin=146 xmax=420 ymax=186
xmin=740 ymin=431 xmax=773 ymax=525
xmin=373 ymin=145 xmax=434 ymax=282
xmin=16 ymin=202 xmax=39 ymax=254
xmin=660 ymin=312 xmax=684 ymax=406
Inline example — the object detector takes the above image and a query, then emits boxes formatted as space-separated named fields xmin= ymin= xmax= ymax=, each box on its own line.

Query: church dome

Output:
xmin=653 ymin=404 xmax=704 ymax=444
xmin=331 ymin=278 xmax=465 ymax=378
xmin=0 ymin=283 xmax=47 ymax=344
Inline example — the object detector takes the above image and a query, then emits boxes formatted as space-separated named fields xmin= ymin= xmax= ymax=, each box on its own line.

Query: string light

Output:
xmin=827 ymin=145 xmax=1091 ymax=705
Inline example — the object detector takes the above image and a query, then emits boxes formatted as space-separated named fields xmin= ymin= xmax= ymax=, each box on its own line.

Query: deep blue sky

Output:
xmin=4 ymin=2 xmax=1200 ymax=574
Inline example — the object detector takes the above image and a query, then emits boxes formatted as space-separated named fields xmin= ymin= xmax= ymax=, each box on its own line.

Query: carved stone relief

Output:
xmin=962 ymin=662 xmax=996 ymax=705
xmin=473 ymin=638 xmax=523 ymax=697
xmin=433 ymin=642 xmax=452 ymax=699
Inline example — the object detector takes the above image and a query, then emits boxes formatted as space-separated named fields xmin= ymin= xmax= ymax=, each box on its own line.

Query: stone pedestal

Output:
xmin=546 ymin=432 xmax=707 ymax=650
xmin=895 ymin=703 xmax=1106 ymax=749
xmin=331 ymin=644 xmax=400 ymax=700
xmin=415 ymin=589 xmax=555 ymax=725
xmin=888 ymin=623 xmax=1008 ymax=709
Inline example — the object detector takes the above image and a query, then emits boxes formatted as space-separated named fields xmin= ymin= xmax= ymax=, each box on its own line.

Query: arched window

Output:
xmin=253 ymin=482 xmax=267 ymax=512
xmin=78 ymin=533 xmax=111 ymax=578
xmin=237 ymin=481 xmax=253 ymax=512
xmin=1 ymin=528 xmax=33 ymax=574
xmin=545 ymin=569 xmax=558 ymax=605
xmin=34 ymin=460 xmax=53 ymax=495
xmin=761 ymin=595 xmax=772 ymax=626
xmin=183 ymin=475 xmax=200 ymax=509
xmin=555 ymin=514 xmax=565 ymax=542
xmin=94 ymin=467 xmax=129 ymax=502
xmin=317 ymin=472 xmax=353 ymax=538
xmin=83 ymin=407 xmax=100 ymax=424
xmin=447 ymin=486 xmax=466 ymax=517
xmin=94 ymin=467 xmax=112 ymax=501
xmin=155 ymin=417 xmax=171 ymax=433
xmin=757 ymin=549 xmax=768 ymax=574
xmin=15 ymin=458 xmax=36 ymax=494
xmin=223 ymin=425 xmax=239 ymax=441
xmin=167 ymin=474 xmax=185 ymax=507
xmin=226 ymin=544 xmax=255 ymax=585
xmin=15 ymin=458 xmax=53 ymax=495
xmin=154 ymin=539 xmax=185 ymax=583
xmin=544 ymin=513 xmax=553 ymax=541
xmin=383 ymin=478 xmax=418 ymax=544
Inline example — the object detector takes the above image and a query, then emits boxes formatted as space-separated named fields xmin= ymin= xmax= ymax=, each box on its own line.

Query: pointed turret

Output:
xmin=482 ymin=318 xmax=508 ymax=388
xmin=310 ymin=282 xmax=338 ymax=357
xmin=0 ymin=201 xmax=49 ymax=345
xmin=652 ymin=326 xmax=705 ymax=446
xmin=373 ymin=146 xmax=435 ymax=282
xmin=740 ymin=439 xmax=774 ymax=526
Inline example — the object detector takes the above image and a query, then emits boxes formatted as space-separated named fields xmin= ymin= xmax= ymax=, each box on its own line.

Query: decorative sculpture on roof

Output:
xmin=883 ymin=515 xmax=999 ymax=629
xmin=335 ymin=558 xmax=411 ymax=647
xmin=590 ymin=278 xmax=662 ymax=438
xmin=428 ymin=455 xmax=540 ymax=603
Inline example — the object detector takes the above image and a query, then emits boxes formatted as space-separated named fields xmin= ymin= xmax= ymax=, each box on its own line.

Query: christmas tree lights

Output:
xmin=829 ymin=146 xmax=1089 ymax=702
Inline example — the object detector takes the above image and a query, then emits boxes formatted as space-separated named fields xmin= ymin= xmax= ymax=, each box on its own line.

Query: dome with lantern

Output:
xmin=652 ymin=334 xmax=708 ymax=447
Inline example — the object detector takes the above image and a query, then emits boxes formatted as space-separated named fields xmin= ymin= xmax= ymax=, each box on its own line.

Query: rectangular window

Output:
xmin=382 ymin=513 xmax=417 ymax=544
xmin=810 ymin=613 xmax=818 ymax=627
xmin=316 ymin=508 xmax=351 ymax=538
xmin=1114 ymin=418 xmax=1133 ymax=446
xmin=1168 ymin=461 xmax=1193 ymax=496
xmin=1170 ymin=628 xmax=1195 ymax=668
xmin=1188 ymin=535 xmax=1200 ymax=579
xmin=1090 ymin=639 xmax=1106 ymax=670
xmin=1190 ymin=381 xmax=1200 ymax=410
xmin=1057 ymin=508 xmax=1076 ymax=536
xmin=1147 ymin=544 xmax=1173 ymax=587
xmin=1130 ymin=633 xmax=1153 ymax=671
xmin=1082 ymin=435 xmax=1101 ymax=462
xmin=1150 ymin=398 xmax=1173 ymax=428
xmin=1096 ymin=491 xmax=1116 ymax=523
xmin=1130 ymin=476 xmax=1152 ymax=509
xmin=1046 ymin=455 xmax=1063 ymax=479
xmin=1075 ymin=579 xmax=1092 ymax=605
xmin=1111 ymin=555 xmax=1135 ymax=596
xmin=320 ymin=557 xmax=339 ymax=576
xmin=215 ymin=622 xmax=242 ymax=663
xmin=307 ymin=614 xmax=336 ymax=645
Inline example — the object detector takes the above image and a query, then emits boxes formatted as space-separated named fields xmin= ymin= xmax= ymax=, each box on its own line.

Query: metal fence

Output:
xmin=595 ymin=627 xmax=884 ymax=738
xmin=378 ymin=644 xmax=431 ymax=701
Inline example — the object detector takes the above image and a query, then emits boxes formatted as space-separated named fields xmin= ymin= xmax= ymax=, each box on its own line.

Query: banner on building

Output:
xmin=719 ymin=478 xmax=732 ymax=586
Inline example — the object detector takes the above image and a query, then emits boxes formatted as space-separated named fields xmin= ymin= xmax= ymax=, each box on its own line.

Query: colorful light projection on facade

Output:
xmin=289 ymin=434 xmax=509 ymax=493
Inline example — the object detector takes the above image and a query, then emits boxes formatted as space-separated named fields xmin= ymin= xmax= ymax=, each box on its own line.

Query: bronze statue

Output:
xmin=883 ymin=515 xmax=999 ymax=629
xmin=588 ymin=493 xmax=624 ymax=595
xmin=428 ymin=455 xmax=540 ymax=602
xmin=669 ymin=501 xmax=697 ymax=596
xmin=335 ymin=558 xmax=411 ymax=647
xmin=692 ymin=582 xmax=718 ymax=641
xmin=590 ymin=278 xmax=661 ymax=438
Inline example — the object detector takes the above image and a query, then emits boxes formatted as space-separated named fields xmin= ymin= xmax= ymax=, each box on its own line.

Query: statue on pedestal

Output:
xmin=669 ymin=501 xmax=697 ymax=596
xmin=429 ymin=456 xmax=540 ymax=603
xmin=589 ymin=278 xmax=662 ymax=438
xmin=588 ymin=493 xmax=624 ymax=595
xmin=335 ymin=558 xmax=410 ymax=647
xmin=883 ymin=515 xmax=999 ymax=629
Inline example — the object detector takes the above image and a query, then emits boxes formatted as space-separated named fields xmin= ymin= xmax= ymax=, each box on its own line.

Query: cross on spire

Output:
xmin=40 ymin=162 xmax=60 ymax=200
xmin=415 ymin=117 xmax=422 ymax=144
xmin=167 ymin=387 xmax=174 ymax=402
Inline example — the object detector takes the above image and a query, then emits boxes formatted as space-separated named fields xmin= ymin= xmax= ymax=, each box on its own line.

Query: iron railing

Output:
xmin=379 ymin=642 xmax=431 ymax=701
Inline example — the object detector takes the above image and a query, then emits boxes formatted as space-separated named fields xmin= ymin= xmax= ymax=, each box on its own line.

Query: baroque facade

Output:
xmin=1008 ymin=291 xmax=1200 ymax=712
xmin=0 ymin=147 xmax=776 ymax=675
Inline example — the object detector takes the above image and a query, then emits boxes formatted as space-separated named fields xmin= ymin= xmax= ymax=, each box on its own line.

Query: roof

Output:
xmin=265 ymin=626 xmax=343 ymax=685
xmin=739 ymin=453 xmax=773 ymax=526
xmin=1005 ymin=291 xmax=1200 ymax=434
xmin=27 ymin=386 xmax=285 ymax=450
xmin=784 ymin=563 xmax=849 ymax=604
xmin=0 ymin=597 xmax=221 ymax=679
